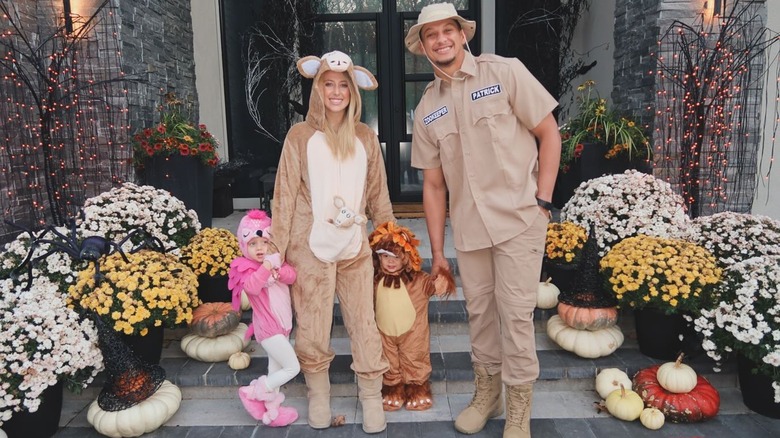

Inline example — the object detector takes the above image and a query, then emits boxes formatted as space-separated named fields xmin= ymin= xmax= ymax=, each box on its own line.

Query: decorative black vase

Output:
xmin=634 ymin=307 xmax=688 ymax=360
xmin=119 ymin=325 xmax=165 ymax=365
xmin=197 ymin=274 xmax=231 ymax=303
xmin=143 ymin=154 xmax=214 ymax=227
xmin=2 ymin=381 xmax=63 ymax=438
xmin=738 ymin=354 xmax=780 ymax=418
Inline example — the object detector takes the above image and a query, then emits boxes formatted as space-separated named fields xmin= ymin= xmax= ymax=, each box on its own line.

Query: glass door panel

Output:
xmin=316 ymin=1 xmax=383 ymax=13
xmin=397 ymin=0 xmax=469 ymax=12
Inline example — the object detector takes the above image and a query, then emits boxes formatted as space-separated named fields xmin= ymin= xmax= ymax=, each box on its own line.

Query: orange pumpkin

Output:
xmin=557 ymin=302 xmax=618 ymax=331
xmin=190 ymin=302 xmax=241 ymax=338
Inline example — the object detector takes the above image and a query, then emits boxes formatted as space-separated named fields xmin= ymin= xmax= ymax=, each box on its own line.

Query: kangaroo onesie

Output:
xmin=270 ymin=50 xmax=395 ymax=433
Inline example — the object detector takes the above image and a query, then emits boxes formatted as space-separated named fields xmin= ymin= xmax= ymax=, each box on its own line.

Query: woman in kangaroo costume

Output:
xmin=270 ymin=50 xmax=395 ymax=434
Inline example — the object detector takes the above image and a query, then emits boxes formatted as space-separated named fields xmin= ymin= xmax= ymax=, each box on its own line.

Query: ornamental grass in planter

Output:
xmin=559 ymin=80 xmax=652 ymax=173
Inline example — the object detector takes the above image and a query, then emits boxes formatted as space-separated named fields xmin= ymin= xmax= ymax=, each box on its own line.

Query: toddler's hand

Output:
xmin=433 ymin=275 xmax=449 ymax=297
xmin=262 ymin=260 xmax=273 ymax=271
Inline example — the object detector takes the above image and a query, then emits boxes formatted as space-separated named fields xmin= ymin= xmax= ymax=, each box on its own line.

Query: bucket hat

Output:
xmin=405 ymin=3 xmax=476 ymax=55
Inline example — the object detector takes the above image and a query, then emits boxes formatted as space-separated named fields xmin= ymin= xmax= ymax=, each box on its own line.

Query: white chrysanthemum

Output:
xmin=693 ymin=255 xmax=780 ymax=400
xmin=561 ymin=170 xmax=691 ymax=255
xmin=80 ymin=182 xmax=201 ymax=254
xmin=0 ymin=276 xmax=103 ymax=425
xmin=685 ymin=212 xmax=780 ymax=268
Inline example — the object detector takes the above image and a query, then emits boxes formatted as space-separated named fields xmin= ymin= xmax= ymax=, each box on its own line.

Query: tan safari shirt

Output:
xmin=411 ymin=52 xmax=558 ymax=251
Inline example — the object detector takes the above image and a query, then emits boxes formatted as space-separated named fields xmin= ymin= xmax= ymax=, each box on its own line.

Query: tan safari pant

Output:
xmin=456 ymin=211 xmax=548 ymax=386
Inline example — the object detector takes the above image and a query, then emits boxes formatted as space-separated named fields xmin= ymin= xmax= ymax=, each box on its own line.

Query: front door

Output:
xmin=312 ymin=0 xmax=480 ymax=202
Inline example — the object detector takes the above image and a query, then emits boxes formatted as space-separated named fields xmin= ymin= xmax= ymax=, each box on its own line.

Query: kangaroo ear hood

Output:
xmin=297 ymin=51 xmax=378 ymax=90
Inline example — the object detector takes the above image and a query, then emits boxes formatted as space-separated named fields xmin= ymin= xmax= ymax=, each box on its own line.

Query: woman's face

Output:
xmin=320 ymin=70 xmax=351 ymax=115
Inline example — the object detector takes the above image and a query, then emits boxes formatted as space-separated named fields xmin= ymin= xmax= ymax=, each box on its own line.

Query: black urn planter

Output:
xmin=737 ymin=354 xmax=780 ymax=418
xmin=2 ymin=381 xmax=64 ymax=438
xmin=143 ymin=155 xmax=214 ymax=227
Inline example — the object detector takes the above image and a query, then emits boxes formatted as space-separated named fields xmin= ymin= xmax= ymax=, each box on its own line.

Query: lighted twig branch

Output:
xmin=654 ymin=0 xmax=779 ymax=217
xmin=0 ymin=0 xmax=136 ymax=235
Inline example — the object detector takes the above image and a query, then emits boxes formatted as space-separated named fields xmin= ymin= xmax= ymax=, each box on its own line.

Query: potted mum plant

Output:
xmin=67 ymin=249 xmax=200 ymax=364
xmin=80 ymin=182 xmax=201 ymax=254
xmin=180 ymin=227 xmax=241 ymax=303
xmin=0 ymin=275 xmax=103 ymax=437
xmin=693 ymin=255 xmax=780 ymax=418
xmin=132 ymin=92 xmax=220 ymax=227
xmin=600 ymin=234 xmax=722 ymax=360
xmin=686 ymin=212 xmax=780 ymax=268
xmin=554 ymin=80 xmax=653 ymax=208
xmin=561 ymin=170 xmax=691 ymax=256
xmin=543 ymin=221 xmax=588 ymax=295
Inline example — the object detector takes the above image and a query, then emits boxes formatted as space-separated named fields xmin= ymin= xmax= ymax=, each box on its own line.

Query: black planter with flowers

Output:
xmin=133 ymin=93 xmax=220 ymax=227
xmin=143 ymin=154 xmax=214 ymax=228
xmin=553 ymin=142 xmax=653 ymax=209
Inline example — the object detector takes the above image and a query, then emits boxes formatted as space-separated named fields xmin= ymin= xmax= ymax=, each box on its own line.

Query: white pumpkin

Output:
xmin=595 ymin=368 xmax=632 ymax=399
xmin=536 ymin=278 xmax=560 ymax=309
xmin=181 ymin=323 xmax=250 ymax=362
xmin=228 ymin=351 xmax=251 ymax=370
xmin=240 ymin=291 xmax=251 ymax=311
xmin=87 ymin=380 xmax=181 ymax=438
xmin=657 ymin=353 xmax=697 ymax=393
xmin=546 ymin=315 xmax=624 ymax=358
xmin=640 ymin=407 xmax=665 ymax=430
xmin=605 ymin=384 xmax=644 ymax=421
xmin=0 ymin=428 xmax=7 ymax=438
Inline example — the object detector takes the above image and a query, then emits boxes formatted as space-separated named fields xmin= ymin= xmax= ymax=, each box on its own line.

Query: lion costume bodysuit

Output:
xmin=271 ymin=51 xmax=394 ymax=392
xmin=369 ymin=222 xmax=455 ymax=411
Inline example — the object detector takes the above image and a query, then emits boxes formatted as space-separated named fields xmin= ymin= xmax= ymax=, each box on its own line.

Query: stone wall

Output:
xmin=118 ymin=0 xmax=198 ymax=134
xmin=612 ymin=0 xmax=661 ymax=125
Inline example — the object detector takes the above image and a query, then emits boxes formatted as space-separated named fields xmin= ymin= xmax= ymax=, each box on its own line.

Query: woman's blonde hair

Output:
xmin=320 ymin=71 xmax=359 ymax=160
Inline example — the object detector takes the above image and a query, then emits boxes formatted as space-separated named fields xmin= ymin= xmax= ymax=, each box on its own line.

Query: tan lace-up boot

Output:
xmin=357 ymin=376 xmax=387 ymax=434
xmin=304 ymin=372 xmax=331 ymax=429
xmin=503 ymin=383 xmax=533 ymax=438
xmin=454 ymin=365 xmax=503 ymax=434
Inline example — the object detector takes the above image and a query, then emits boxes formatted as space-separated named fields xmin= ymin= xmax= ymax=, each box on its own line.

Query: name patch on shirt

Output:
xmin=423 ymin=106 xmax=448 ymax=125
xmin=471 ymin=84 xmax=502 ymax=101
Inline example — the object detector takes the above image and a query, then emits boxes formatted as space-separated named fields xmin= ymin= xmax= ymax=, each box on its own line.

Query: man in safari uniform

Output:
xmin=406 ymin=3 xmax=561 ymax=437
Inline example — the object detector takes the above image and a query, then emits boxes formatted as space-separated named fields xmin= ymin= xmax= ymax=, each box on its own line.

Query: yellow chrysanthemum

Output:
xmin=600 ymin=235 xmax=722 ymax=314
xmin=67 ymin=249 xmax=199 ymax=336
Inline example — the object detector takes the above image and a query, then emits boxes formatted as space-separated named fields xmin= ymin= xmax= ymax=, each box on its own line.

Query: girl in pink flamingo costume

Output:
xmin=228 ymin=209 xmax=300 ymax=427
